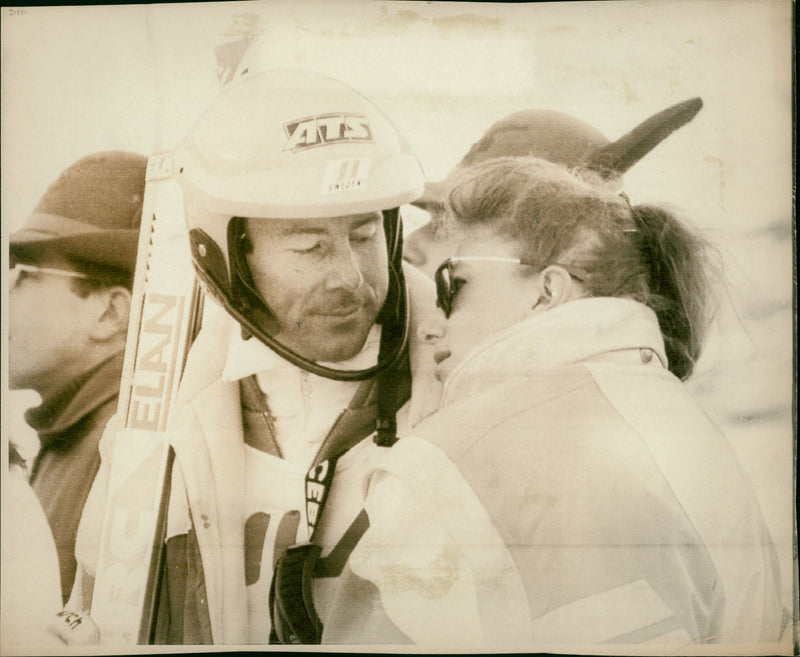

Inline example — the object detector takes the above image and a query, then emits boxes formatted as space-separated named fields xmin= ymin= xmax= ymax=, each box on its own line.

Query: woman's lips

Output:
xmin=433 ymin=349 xmax=451 ymax=364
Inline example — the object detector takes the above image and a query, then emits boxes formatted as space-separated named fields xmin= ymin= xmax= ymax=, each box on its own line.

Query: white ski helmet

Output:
xmin=172 ymin=69 xmax=425 ymax=382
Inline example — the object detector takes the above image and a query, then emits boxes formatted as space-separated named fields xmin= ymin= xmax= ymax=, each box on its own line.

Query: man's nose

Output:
xmin=324 ymin=246 xmax=364 ymax=291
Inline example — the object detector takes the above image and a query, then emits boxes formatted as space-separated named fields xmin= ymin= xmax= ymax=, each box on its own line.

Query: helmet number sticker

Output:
xmin=284 ymin=113 xmax=373 ymax=151
xmin=322 ymin=158 xmax=372 ymax=194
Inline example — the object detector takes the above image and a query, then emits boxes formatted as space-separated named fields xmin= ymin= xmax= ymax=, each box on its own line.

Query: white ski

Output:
xmin=89 ymin=152 xmax=203 ymax=645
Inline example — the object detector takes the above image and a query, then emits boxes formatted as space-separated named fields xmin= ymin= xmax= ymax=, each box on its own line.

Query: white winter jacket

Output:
xmin=412 ymin=296 xmax=784 ymax=646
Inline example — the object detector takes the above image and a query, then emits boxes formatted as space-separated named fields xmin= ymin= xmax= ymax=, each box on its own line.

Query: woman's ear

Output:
xmin=534 ymin=265 xmax=575 ymax=311
xmin=90 ymin=286 xmax=132 ymax=342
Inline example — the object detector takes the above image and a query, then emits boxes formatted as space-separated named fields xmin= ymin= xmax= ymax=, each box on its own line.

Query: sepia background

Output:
xmin=2 ymin=0 xmax=795 ymax=650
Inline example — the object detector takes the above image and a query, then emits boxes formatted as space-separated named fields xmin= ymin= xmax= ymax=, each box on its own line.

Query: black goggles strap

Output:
xmin=305 ymin=454 xmax=340 ymax=540
xmin=269 ymin=451 xmax=340 ymax=645
xmin=269 ymin=366 xmax=408 ymax=644
xmin=270 ymin=543 xmax=324 ymax=644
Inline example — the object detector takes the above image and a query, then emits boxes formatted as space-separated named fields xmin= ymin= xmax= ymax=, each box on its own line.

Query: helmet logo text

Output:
xmin=322 ymin=158 xmax=372 ymax=194
xmin=284 ymin=113 xmax=373 ymax=152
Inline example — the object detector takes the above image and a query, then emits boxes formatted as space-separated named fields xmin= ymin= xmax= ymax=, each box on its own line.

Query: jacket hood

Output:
xmin=439 ymin=297 xmax=667 ymax=408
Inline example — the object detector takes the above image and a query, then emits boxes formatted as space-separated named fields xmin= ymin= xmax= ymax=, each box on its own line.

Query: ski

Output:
xmin=89 ymin=152 xmax=204 ymax=645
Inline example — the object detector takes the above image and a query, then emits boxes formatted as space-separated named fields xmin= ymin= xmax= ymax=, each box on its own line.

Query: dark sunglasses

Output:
xmin=434 ymin=256 xmax=589 ymax=318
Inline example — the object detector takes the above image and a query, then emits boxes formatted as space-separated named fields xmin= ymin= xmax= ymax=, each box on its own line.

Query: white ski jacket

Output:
xmin=410 ymin=296 xmax=784 ymax=646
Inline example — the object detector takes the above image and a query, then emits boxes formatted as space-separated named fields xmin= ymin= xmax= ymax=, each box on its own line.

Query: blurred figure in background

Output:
xmin=0 ymin=443 xmax=64 ymax=653
xmin=8 ymin=151 xmax=147 ymax=603
xmin=404 ymin=102 xmax=700 ymax=278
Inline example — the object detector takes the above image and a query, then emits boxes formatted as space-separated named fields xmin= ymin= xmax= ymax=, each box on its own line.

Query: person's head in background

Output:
xmin=9 ymin=152 xmax=146 ymax=399
xmin=424 ymin=156 xmax=715 ymax=383
xmin=403 ymin=99 xmax=703 ymax=278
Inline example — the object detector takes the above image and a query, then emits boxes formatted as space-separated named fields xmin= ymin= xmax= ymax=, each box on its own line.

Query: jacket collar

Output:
xmin=440 ymin=297 xmax=666 ymax=408
xmin=25 ymin=352 xmax=124 ymax=444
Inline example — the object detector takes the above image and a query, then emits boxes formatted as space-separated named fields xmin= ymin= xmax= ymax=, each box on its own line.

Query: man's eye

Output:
xmin=290 ymin=241 xmax=322 ymax=254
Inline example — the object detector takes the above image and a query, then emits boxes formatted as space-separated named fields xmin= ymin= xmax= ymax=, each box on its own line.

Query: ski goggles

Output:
xmin=270 ymin=543 xmax=324 ymax=644
xmin=434 ymin=256 xmax=589 ymax=318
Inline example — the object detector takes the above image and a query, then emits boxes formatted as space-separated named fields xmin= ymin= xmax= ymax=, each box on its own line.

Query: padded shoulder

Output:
xmin=175 ymin=314 xmax=236 ymax=403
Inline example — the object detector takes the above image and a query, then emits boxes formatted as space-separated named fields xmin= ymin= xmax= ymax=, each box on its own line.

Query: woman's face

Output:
xmin=420 ymin=233 xmax=542 ymax=382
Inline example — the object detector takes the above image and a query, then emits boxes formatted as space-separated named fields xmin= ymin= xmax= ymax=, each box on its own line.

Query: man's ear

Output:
xmin=90 ymin=286 xmax=132 ymax=342
xmin=535 ymin=265 xmax=575 ymax=310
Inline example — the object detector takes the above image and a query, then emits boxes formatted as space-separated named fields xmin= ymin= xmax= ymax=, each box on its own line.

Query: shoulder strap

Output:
xmin=305 ymin=346 xmax=411 ymax=539
xmin=310 ymin=346 xmax=411 ymax=469
xmin=270 ymin=350 xmax=411 ymax=644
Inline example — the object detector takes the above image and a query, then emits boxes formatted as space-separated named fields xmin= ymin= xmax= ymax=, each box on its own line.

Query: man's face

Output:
xmin=246 ymin=212 xmax=389 ymax=363
xmin=9 ymin=256 xmax=98 ymax=396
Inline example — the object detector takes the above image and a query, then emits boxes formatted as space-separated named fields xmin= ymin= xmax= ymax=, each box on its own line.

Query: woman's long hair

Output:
xmin=446 ymin=156 xmax=715 ymax=380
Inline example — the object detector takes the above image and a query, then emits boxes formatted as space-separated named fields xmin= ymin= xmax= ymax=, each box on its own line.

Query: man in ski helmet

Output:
xmin=71 ymin=69 xmax=441 ymax=645
xmin=404 ymin=100 xmax=703 ymax=278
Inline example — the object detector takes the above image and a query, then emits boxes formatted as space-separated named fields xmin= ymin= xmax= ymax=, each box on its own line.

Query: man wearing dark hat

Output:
xmin=404 ymin=99 xmax=703 ymax=278
xmin=9 ymin=151 xmax=147 ymax=604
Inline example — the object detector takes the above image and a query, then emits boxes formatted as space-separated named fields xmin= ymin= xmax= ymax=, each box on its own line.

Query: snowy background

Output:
xmin=2 ymin=0 xmax=795 ymax=635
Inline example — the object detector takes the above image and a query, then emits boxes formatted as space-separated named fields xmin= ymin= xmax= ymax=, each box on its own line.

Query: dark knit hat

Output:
xmin=10 ymin=151 xmax=148 ymax=273
xmin=412 ymin=98 xmax=703 ymax=210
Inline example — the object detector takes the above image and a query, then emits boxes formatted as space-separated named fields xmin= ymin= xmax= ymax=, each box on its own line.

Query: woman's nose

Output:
xmin=417 ymin=317 xmax=446 ymax=345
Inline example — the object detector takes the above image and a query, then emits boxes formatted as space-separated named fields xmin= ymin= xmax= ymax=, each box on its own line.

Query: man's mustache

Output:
xmin=307 ymin=288 xmax=377 ymax=315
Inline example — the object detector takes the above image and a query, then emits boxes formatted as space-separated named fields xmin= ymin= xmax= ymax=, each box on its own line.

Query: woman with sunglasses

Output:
xmin=409 ymin=156 xmax=784 ymax=646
